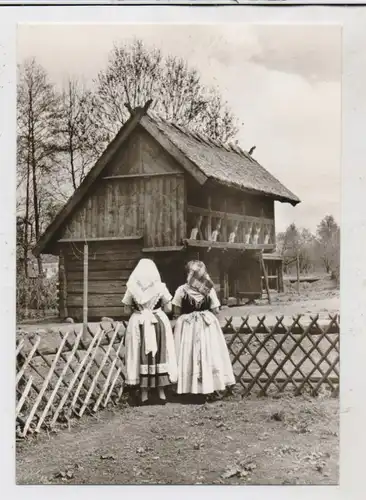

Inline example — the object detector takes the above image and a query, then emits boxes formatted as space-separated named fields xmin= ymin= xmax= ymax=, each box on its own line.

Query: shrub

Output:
xmin=17 ymin=272 xmax=58 ymax=320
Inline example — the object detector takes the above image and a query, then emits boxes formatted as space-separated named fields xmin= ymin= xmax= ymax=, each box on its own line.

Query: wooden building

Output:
xmin=33 ymin=103 xmax=300 ymax=321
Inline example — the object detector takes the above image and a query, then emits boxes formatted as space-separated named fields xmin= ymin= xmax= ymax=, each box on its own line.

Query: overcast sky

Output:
xmin=17 ymin=23 xmax=341 ymax=233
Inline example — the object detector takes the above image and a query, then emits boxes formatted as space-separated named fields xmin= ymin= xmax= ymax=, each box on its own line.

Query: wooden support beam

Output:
xmin=83 ymin=243 xmax=88 ymax=334
xmin=260 ymin=252 xmax=271 ymax=305
xmin=59 ymin=250 xmax=68 ymax=319
xmin=58 ymin=236 xmax=143 ymax=243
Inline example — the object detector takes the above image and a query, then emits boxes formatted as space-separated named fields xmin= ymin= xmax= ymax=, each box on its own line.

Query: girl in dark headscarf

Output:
xmin=172 ymin=260 xmax=235 ymax=395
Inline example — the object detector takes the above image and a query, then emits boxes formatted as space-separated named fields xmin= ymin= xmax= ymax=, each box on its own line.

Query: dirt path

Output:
xmin=17 ymin=396 xmax=339 ymax=485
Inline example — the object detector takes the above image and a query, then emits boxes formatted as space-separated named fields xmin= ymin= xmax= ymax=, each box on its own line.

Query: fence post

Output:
xmin=83 ymin=243 xmax=88 ymax=334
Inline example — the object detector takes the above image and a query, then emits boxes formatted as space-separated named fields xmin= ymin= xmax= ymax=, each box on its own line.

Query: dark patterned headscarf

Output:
xmin=186 ymin=260 xmax=214 ymax=297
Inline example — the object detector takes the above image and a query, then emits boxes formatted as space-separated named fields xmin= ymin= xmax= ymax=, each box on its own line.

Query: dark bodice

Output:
xmin=180 ymin=293 xmax=211 ymax=314
xmin=131 ymin=298 xmax=163 ymax=311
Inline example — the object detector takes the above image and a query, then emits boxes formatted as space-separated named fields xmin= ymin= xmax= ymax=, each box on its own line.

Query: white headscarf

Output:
xmin=126 ymin=259 xmax=164 ymax=307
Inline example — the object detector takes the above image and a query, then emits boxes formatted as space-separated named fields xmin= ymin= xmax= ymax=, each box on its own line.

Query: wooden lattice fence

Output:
xmin=16 ymin=322 xmax=127 ymax=438
xmin=222 ymin=314 xmax=339 ymax=396
xmin=16 ymin=314 xmax=339 ymax=437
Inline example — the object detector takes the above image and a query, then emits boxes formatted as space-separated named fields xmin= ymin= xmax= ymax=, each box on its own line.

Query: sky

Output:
xmin=17 ymin=23 xmax=341 ymax=233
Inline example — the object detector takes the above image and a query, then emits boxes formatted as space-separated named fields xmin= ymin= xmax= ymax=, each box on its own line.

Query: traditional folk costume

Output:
xmin=122 ymin=259 xmax=177 ymax=402
xmin=172 ymin=261 xmax=236 ymax=395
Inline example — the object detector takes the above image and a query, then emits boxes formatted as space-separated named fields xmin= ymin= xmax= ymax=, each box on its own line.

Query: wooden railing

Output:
xmin=186 ymin=205 xmax=275 ymax=248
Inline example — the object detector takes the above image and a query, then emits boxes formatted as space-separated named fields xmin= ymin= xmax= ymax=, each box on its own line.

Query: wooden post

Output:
xmin=207 ymin=195 xmax=212 ymax=240
xmin=59 ymin=249 xmax=68 ymax=319
xmin=296 ymin=252 xmax=300 ymax=294
xmin=278 ymin=261 xmax=284 ymax=293
xmin=83 ymin=243 xmax=89 ymax=333
xmin=260 ymin=253 xmax=271 ymax=304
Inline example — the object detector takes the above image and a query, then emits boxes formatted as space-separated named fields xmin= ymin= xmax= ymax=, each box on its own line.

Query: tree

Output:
xmin=316 ymin=215 xmax=340 ymax=277
xmin=17 ymin=58 xmax=61 ymax=274
xmin=94 ymin=39 xmax=238 ymax=147
xmin=277 ymin=223 xmax=315 ymax=275
xmin=56 ymin=78 xmax=105 ymax=191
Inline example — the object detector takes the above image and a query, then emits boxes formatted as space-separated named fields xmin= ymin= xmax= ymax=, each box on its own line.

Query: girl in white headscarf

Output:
xmin=122 ymin=259 xmax=177 ymax=405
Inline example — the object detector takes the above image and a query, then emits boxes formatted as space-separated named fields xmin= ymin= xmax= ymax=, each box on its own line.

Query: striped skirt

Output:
xmin=124 ymin=309 xmax=177 ymax=388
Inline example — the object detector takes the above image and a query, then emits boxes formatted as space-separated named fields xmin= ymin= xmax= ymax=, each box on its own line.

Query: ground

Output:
xmin=16 ymin=276 xmax=340 ymax=485
xmin=16 ymin=394 xmax=339 ymax=485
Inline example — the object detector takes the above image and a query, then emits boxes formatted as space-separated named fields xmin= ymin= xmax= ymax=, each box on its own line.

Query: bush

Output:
xmin=17 ymin=273 xmax=58 ymax=320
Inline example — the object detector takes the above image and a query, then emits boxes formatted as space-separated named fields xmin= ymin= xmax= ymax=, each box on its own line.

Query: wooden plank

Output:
xmin=67 ymin=306 xmax=125 ymax=320
xmin=67 ymin=270 xmax=131 ymax=281
xmin=142 ymin=246 xmax=185 ymax=253
xmin=65 ymin=259 xmax=137 ymax=272
xmin=66 ymin=281 xmax=126 ymax=295
xmin=16 ymin=376 xmax=33 ymax=417
xmin=16 ymin=336 xmax=41 ymax=386
xmin=102 ymin=172 xmax=183 ymax=180
xmin=67 ymin=294 xmax=126 ymax=308
xmin=103 ymin=366 xmax=122 ymax=408
xmin=58 ymin=236 xmax=143 ymax=243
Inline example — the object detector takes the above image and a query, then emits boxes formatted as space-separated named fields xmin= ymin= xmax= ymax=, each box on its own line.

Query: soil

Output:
xmin=16 ymin=394 xmax=339 ymax=486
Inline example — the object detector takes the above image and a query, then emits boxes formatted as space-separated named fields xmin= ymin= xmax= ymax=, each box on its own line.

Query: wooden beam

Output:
xmin=83 ymin=243 xmax=88 ymax=333
xmin=260 ymin=252 xmax=271 ymax=305
xmin=58 ymin=249 xmax=68 ymax=319
xmin=140 ymin=115 xmax=208 ymax=186
xmin=142 ymin=245 xmax=185 ymax=253
xmin=58 ymin=235 xmax=143 ymax=243
xmin=33 ymin=108 xmax=148 ymax=257
xmin=262 ymin=253 xmax=284 ymax=261
xmin=102 ymin=172 xmax=183 ymax=181
xmin=184 ymin=239 xmax=275 ymax=251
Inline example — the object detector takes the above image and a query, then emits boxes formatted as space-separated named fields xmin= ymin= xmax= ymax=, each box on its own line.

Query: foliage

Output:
xmin=16 ymin=272 xmax=58 ymax=320
xmin=94 ymin=39 xmax=238 ymax=148
xmin=277 ymin=215 xmax=340 ymax=285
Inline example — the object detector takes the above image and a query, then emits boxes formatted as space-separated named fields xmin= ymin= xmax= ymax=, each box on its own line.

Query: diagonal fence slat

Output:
xmin=79 ymin=322 xmax=121 ymax=417
xmin=22 ymin=331 xmax=71 ymax=436
xmin=16 ymin=315 xmax=339 ymax=437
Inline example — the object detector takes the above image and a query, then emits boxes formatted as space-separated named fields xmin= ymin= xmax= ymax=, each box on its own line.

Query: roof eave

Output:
xmin=210 ymin=177 xmax=301 ymax=206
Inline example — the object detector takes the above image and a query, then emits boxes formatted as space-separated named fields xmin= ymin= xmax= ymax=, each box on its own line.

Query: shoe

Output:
xmin=156 ymin=398 xmax=167 ymax=406
xmin=139 ymin=399 xmax=150 ymax=407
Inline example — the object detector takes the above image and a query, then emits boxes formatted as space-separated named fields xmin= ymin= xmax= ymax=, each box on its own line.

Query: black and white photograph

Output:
xmin=14 ymin=22 xmax=341 ymax=486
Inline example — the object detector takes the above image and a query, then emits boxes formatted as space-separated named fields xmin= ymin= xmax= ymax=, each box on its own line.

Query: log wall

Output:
xmin=61 ymin=240 xmax=143 ymax=320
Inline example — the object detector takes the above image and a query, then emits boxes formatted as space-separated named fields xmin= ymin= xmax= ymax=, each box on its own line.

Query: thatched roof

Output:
xmin=142 ymin=112 xmax=300 ymax=205
xmin=33 ymin=103 xmax=300 ymax=256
